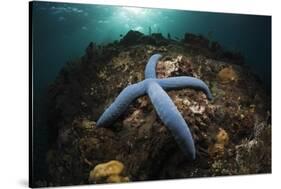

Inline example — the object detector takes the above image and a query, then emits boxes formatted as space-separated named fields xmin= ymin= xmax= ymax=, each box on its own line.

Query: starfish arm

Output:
xmin=144 ymin=54 xmax=162 ymax=79
xmin=147 ymin=81 xmax=196 ymax=159
xmin=96 ymin=81 xmax=146 ymax=127
xmin=157 ymin=76 xmax=213 ymax=100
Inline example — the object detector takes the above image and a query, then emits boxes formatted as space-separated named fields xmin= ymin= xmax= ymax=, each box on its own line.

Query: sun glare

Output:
xmin=122 ymin=7 xmax=145 ymax=15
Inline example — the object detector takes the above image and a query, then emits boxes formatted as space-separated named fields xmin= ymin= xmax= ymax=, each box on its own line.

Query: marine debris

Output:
xmin=97 ymin=54 xmax=213 ymax=159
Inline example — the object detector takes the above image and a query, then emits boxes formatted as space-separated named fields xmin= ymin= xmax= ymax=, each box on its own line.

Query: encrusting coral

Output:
xmin=89 ymin=160 xmax=129 ymax=183
xmin=217 ymin=66 xmax=238 ymax=84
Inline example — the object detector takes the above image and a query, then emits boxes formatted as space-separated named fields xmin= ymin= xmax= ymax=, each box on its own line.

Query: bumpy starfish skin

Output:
xmin=96 ymin=54 xmax=213 ymax=159
xmin=147 ymin=81 xmax=197 ymax=159
xmin=96 ymin=81 xmax=146 ymax=127
xmin=145 ymin=54 xmax=162 ymax=78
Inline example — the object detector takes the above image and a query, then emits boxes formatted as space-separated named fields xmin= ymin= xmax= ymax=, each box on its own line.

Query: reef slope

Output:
xmin=43 ymin=31 xmax=271 ymax=187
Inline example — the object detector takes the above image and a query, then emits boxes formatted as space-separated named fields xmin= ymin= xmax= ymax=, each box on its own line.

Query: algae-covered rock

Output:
xmin=44 ymin=31 xmax=271 ymax=187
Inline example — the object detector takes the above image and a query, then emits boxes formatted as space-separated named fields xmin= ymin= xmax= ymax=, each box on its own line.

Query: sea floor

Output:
xmin=34 ymin=30 xmax=271 ymax=187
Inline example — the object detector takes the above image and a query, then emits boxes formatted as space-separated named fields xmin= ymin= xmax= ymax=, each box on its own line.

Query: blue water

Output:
xmin=32 ymin=1 xmax=271 ymax=96
xmin=31 ymin=1 xmax=271 ymax=181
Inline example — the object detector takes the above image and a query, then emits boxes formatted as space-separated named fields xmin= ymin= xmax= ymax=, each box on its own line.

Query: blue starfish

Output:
xmin=96 ymin=54 xmax=213 ymax=160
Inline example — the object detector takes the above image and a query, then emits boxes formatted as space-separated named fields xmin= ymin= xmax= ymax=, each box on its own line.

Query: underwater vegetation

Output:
xmin=41 ymin=30 xmax=271 ymax=187
xmin=97 ymin=54 xmax=213 ymax=159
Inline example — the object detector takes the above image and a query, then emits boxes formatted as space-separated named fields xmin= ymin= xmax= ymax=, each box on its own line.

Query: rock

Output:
xmin=156 ymin=55 xmax=181 ymax=78
xmin=120 ymin=30 xmax=170 ymax=47
xmin=150 ymin=33 xmax=169 ymax=46
xmin=44 ymin=31 xmax=271 ymax=187
xmin=120 ymin=30 xmax=144 ymax=46
xmin=189 ymin=103 xmax=206 ymax=114
xmin=86 ymin=42 xmax=96 ymax=59
xmin=183 ymin=33 xmax=209 ymax=48
xmin=210 ymin=41 xmax=222 ymax=52
xmin=220 ymin=51 xmax=244 ymax=65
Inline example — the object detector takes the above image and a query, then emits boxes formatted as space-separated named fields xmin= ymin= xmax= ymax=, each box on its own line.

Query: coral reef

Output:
xmin=42 ymin=30 xmax=271 ymax=187
xmin=183 ymin=33 xmax=209 ymax=48
xmin=120 ymin=30 xmax=169 ymax=47
xmin=96 ymin=54 xmax=213 ymax=159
